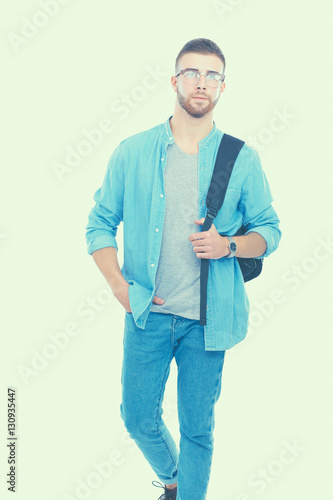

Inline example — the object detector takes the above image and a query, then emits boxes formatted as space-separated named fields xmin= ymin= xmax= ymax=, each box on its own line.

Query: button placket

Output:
xmin=151 ymin=143 xmax=167 ymax=270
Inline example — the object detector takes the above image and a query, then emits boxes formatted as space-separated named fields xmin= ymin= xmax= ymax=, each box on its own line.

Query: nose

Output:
xmin=196 ymin=74 xmax=207 ymax=90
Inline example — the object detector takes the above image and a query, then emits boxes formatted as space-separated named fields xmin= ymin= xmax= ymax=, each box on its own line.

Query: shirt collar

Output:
xmin=164 ymin=115 xmax=217 ymax=146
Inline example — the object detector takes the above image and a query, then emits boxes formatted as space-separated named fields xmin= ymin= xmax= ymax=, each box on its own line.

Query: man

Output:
xmin=85 ymin=38 xmax=281 ymax=500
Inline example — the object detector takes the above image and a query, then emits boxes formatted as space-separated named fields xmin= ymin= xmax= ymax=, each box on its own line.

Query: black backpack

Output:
xmin=199 ymin=133 xmax=263 ymax=326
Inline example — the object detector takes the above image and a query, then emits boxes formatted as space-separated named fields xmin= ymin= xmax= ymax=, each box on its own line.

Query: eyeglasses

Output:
xmin=175 ymin=69 xmax=225 ymax=88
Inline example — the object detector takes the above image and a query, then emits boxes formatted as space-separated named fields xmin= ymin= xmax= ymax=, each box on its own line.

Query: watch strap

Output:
xmin=226 ymin=236 xmax=237 ymax=258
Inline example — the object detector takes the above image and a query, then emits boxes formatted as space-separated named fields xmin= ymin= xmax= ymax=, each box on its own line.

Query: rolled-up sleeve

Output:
xmin=85 ymin=142 xmax=124 ymax=255
xmin=238 ymin=148 xmax=282 ymax=259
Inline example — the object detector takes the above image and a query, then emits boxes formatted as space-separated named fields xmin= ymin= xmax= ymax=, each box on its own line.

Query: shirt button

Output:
xmin=160 ymin=194 xmax=164 ymax=197
xmin=155 ymin=228 xmax=159 ymax=232
xmin=151 ymin=263 xmax=155 ymax=267
xmin=161 ymin=158 xmax=164 ymax=161
xmin=169 ymin=137 xmax=172 ymax=140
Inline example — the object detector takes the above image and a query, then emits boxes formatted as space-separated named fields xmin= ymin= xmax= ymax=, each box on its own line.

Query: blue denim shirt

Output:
xmin=85 ymin=115 xmax=282 ymax=351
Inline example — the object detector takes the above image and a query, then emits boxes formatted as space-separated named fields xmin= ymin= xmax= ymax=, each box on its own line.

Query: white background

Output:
xmin=1 ymin=0 xmax=333 ymax=499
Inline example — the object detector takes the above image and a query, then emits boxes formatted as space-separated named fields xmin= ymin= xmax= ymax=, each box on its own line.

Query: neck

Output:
xmin=169 ymin=109 xmax=214 ymax=145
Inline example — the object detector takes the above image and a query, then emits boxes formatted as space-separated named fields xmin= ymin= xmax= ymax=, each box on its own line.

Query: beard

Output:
xmin=176 ymin=88 xmax=220 ymax=118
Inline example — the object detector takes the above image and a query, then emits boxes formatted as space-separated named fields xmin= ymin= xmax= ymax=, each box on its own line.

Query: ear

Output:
xmin=171 ymin=75 xmax=178 ymax=93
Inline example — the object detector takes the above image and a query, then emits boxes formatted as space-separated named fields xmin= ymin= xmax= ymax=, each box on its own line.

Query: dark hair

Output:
xmin=175 ymin=38 xmax=226 ymax=75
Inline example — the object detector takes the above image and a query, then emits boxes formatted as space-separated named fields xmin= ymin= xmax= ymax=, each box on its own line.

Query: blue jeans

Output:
xmin=120 ymin=311 xmax=226 ymax=500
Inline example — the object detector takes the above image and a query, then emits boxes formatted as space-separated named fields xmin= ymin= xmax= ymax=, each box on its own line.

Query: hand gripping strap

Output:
xmin=199 ymin=134 xmax=245 ymax=326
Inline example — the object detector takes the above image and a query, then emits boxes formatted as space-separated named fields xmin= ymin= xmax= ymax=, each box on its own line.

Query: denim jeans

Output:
xmin=120 ymin=311 xmax=226 ymax=500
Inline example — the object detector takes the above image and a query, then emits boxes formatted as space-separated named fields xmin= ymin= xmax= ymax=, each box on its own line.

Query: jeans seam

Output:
xmin=202 ymin=371 xmax=223 ymax=500
xmin=208 ymin=357 xmax=224 ymax=433
xmin=154 ymin=351 xmax=178 ymax=472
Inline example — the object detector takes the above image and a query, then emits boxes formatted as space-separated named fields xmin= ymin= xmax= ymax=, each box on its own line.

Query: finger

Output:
xmin=192 ymin=238 xmax=205 ymax=247
xmin=194 ymin=246 xmax=207 ymax=254
xmin=196 ymin=252 xmax=209 ymax=258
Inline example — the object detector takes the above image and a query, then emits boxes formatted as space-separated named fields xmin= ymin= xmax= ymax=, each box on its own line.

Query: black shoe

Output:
xmin=152 ymin=480 xmax=177 ymax=499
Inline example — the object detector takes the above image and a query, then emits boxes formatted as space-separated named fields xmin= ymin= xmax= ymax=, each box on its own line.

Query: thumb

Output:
xmin=153 ymin=296 xmax=164 ymax=304
xmin=194 ymin=217 xmax=205 ymax=224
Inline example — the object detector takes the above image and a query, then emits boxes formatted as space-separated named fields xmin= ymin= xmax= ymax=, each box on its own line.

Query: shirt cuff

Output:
xmin=244 ymin=226 xmax=280 ymax=259
xmin=87 ymin=235 xmax=118 ymax=255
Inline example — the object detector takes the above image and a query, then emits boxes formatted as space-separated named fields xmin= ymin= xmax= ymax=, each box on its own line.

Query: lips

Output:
xmin=193 ymin=96 xmax=208 ymax=100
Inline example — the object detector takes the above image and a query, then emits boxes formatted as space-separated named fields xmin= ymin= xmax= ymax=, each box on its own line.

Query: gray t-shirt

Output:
xmin=150 ymin=141 xmax=201 ymax=320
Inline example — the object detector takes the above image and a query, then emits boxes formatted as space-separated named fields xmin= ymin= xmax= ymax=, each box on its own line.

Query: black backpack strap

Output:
xmin=199 ymin=133 xmax=245 ymax=326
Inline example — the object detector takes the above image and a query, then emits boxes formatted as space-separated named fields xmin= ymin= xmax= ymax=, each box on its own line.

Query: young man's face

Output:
xmin=172 ymin=52 xmax=226 ymax=119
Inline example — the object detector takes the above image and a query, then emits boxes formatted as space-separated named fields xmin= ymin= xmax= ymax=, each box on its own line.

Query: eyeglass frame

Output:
xmin=175 ymin=68 xmax=225 ymax=87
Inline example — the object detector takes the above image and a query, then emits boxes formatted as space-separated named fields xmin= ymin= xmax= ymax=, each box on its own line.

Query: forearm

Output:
xmin=228 ymin=231 xmax=267 ymax=258
xmin=91 ymin=246 xmax=128 ymax=294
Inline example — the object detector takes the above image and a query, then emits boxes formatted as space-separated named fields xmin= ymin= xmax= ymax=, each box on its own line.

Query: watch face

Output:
xmin=230 ymin=242 xmax=237 ymax=252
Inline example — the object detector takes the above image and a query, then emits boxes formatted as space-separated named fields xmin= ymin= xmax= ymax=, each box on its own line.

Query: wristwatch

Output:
xmin=225 ymin=236 xmax=237 ymax=258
